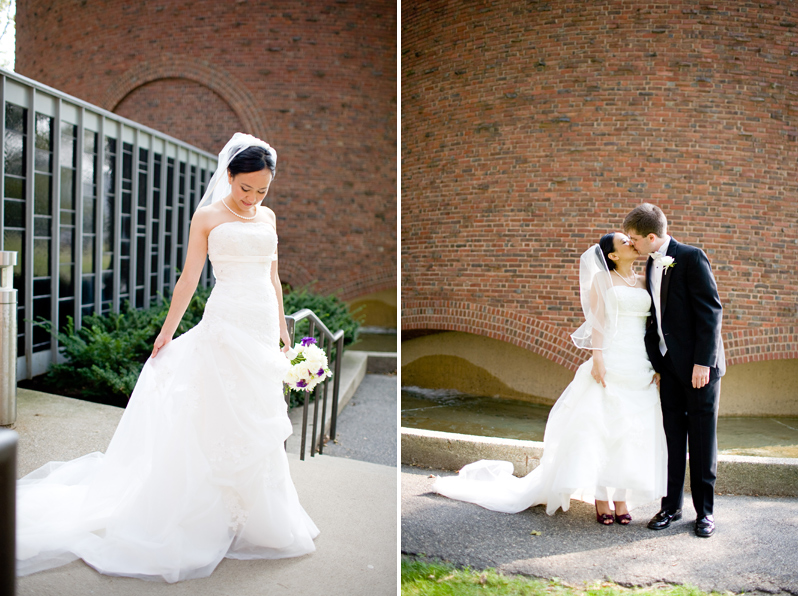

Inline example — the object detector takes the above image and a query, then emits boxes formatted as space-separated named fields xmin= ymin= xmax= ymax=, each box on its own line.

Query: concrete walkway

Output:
xmin=13 ymin=378 xmax=397 ymax=595
xmin=402 ymin=464 xmax=798 ymax=594
xmin=324 ymin=374 xmax=397 ymax=467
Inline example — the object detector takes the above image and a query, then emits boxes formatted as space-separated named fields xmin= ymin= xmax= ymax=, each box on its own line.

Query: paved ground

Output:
xmin=11 ymin=387 xmax=397 ymax=596
xmin=402 ymin=465 xmax=798 ymax=594
xmin=324 ymin=374 xmax=397 ymax=467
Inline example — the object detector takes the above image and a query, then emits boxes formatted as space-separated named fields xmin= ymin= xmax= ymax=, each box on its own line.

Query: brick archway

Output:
xmin=402 ymin=299 xmax=587 ymax=372
xmin=102 ymin=55 xmax=268 ymax=140
xmin=402 ymin=301 xmax=794 ymax=371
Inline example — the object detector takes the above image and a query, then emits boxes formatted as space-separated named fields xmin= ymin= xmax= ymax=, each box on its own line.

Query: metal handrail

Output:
xmin=284 ymin=309 xmax=345 ymax=461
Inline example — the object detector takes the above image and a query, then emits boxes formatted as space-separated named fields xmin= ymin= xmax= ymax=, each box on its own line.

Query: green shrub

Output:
xmin=283 ymin=287 xmax=362 ymax=348
xmin=35 ymin=285 xmax=360 ymax=409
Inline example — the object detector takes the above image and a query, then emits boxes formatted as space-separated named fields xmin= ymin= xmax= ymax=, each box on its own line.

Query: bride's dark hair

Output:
xmin=228 ymin=146 xmax=277 ymax=179
xmin=598 ymin=232 xmax=617 ymax=271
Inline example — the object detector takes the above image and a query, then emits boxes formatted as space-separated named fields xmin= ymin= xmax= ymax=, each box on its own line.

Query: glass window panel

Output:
xmin=33 ymin=239 xmax=51 ymax=277
xmin=136 ymin=240 xmax=145 ymax=284
xmin=83 ymin=199 xmax=95 ymax=232
xmin=82 ymin=276 xmax=95 ymax=308
xmin=61 ymin=211 xmax=73 ymax=225
xmin=35 ymin=147 xmax=52 ymax=172
xmin=153 ymin=189 xmax=160 ymax=215
xmin=122 ymin=191 xmax=131 ymax=214
xmin=33 ymin=298 xmax=52 ymax=347
xmin=121 ymin=215 xmax=131 ymax=241
xmin=34 ymin=216 xmax=50 ymax=237
xmin=119 ymin=258 xmax=129 ymax=294
xmin=101 ymin=271 xmax=113 ymax=302
xmin=135 ymin=288 xmax=144 ymax=308
xmin=4 ymin=176 xmax=24 ymax=199
xmin=35 ymin=114 xmax=52 ymax=150
xmin=59 ymin=227 xmax=74 ymax=262
xmin=3 ymin=199 xmax=23 ymax=227
xmin=33 ymin=278 xmax=50 ymax=297
xmin=83 ymin=154 xmax=96 ymax=191
xmin=34 ymin=173 xmax=52 ymax=215
xmin=82 ymin=235 xmax=95 ymax=273
xmin=60 ymin=123 xmax=76 ymax=167
xmin=4 ymin=130 xmax=25 ymax=176
xmin=84 ymin=130 xmax=96 ymax=154
xmin=137 ymin=208 xmax=146 ymax=227
xmin=58 ymin=298 xmax=74 ymax=332
xmin=3 ymin=228 xmax=22 ymax=258
xmin=60 ymin=167 xmax=75 ymax=209
xmin=5 ymin=104 xmax=25 ymax=133
xmin=152 ymin=221 xmax=159 ymax=240
xmin=138 ymin=173 xmax=147 ymax=204
xmin=102 ymin=252 xmax=112 ymax=270
xmin=122 ymin=149 xmax=132 ymax=180
xmin=59 ymin=263 xmax=74 ymax=296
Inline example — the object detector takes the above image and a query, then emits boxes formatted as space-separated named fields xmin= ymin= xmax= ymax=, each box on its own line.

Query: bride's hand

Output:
xmin=151 ymin=332 xmax=172 ymax=358
xmin=652 ymin=372 xmax=661 ymax=390
xmin=591 ymin=358 xmax=607 ymax=387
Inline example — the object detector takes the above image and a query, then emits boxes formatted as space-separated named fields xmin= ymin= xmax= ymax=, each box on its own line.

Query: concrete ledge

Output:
xmin=401 ymin=428 xmax=543 ymax=476
xmin=401 ymin=427 xmax=798 ymax=498
xmin=363 ymin=351 xmax=397 ymax=375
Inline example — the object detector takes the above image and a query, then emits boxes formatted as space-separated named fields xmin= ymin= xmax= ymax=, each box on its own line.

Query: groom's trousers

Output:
xmin=658 ymin=352 xmax=720 ymax=519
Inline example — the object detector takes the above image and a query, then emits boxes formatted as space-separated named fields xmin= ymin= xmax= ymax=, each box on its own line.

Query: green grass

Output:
xmin=401 ymin=556 xmax=728 ymax=596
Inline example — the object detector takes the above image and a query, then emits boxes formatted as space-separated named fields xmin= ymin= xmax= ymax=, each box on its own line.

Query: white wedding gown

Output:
xmin=17 ymin=221 xmax=319 ymax=582
xmin=434 ymin=286 xmax=667 ymax=515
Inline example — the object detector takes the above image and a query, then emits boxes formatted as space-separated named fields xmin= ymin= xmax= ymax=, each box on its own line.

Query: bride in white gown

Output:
xmin=16 ymin=133 xmax=319 ymax=582
xmin=434 ymin=233 xmax=667 ymax=524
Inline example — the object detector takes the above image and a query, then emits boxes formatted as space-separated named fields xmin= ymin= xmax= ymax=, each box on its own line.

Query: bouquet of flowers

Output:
xmin=284 ymin=336 xmax=333 ymax=392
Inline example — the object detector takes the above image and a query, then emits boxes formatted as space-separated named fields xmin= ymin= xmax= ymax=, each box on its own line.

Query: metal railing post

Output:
xmin=283 ymin=308 xmax=346 ymax=460
xmin=0 ymin=251 xmax=18 ymax=427
xmin=0 ymin=429 xmax=18 ymax=596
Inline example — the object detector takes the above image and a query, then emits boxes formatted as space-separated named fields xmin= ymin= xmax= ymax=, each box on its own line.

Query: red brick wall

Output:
xmin=402 ymin=0 xmax=798 ymax=369
xmin=16 ymin=0 xmax=396 ymax=300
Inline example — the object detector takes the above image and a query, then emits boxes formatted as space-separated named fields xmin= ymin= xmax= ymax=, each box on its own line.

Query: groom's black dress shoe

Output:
xmin=694 ymin=515 xmax=715 ymax=538
xmin=647 ymin=509 xmax=682 ymax=530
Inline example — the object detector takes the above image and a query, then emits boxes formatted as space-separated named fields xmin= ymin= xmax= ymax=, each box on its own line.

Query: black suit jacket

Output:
xmin=645 ymin=238 xmax=726 ymax=385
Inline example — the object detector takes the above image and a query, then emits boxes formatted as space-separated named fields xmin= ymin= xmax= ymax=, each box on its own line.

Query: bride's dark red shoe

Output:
xmin=614 ymin=512 xmax=632 ymax=525
xmin=595 ymin=504 xmax=614 ymax=525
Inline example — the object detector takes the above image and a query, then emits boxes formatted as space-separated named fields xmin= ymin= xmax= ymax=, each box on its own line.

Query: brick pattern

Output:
xmin=402 ymin=0 xmax=798 ymax=368
xmin=115 ymin=78 xmax=244 ymax=151
xmin=17 ymin=0 xmax=396 ymax=300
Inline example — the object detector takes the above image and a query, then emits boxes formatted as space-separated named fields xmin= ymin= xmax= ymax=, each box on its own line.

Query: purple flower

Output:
xmin=300 ymin=336 xmax=317 ymax=347
xmin=297 ymin=379 xmax=308 ymax=388
xmin=317 ymin=368 xmax=325 ymax=377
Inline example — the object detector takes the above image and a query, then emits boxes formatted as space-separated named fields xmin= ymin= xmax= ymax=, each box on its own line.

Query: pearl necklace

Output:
xmin=221 ymin=197 xmax=257 ymax=220
xmin=613 ymin=269 xmax=637 ymax=287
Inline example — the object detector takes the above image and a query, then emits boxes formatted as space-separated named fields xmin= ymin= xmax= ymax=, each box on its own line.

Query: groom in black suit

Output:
xmin=623 ymin=203 xmax=725 ymax=538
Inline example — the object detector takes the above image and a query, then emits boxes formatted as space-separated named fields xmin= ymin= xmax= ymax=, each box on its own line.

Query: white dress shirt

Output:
xmin=649 ymin=235 xmax=671 ymax=356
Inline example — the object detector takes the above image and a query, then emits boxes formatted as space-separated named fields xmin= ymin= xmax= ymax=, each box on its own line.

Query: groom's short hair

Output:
xmin=623 ymin=203 xmax=667 ymax=238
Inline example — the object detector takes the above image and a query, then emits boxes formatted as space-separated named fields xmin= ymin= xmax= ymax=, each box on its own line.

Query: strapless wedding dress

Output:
xmin=17 ymin=221 xmax=319 ymax=582
xmin=434 ymin=286 xmax=667 ymax=514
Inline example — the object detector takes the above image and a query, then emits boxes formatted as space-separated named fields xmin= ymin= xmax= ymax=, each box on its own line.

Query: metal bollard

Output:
xmin=0 ymin=429 xmax=17 ymax=595
xmin=0 ymin=251 xmax=18 ymax=427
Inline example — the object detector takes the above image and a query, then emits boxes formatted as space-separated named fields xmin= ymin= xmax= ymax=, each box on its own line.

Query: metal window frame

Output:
xmin=0 ymin=69 xmax=215 ymax=379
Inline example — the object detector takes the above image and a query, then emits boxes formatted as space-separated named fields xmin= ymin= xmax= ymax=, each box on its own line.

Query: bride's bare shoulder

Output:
xmin=191 ymin=203 xmax=226 ymax=233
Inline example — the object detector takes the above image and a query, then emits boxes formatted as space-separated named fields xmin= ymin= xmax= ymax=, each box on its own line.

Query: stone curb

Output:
xmin=401 ymin=427 xmax=798 ymax=497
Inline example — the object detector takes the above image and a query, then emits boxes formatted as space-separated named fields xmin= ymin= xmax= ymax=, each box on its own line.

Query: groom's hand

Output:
xmin=692 ymin=364 xmax=710 ymax=389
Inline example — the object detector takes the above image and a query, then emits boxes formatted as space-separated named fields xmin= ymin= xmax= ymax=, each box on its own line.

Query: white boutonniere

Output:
xmin=649 ymin=253 xmax=676 ymax=274
xmin=660 ymin=256 xmax=676 ymax=274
